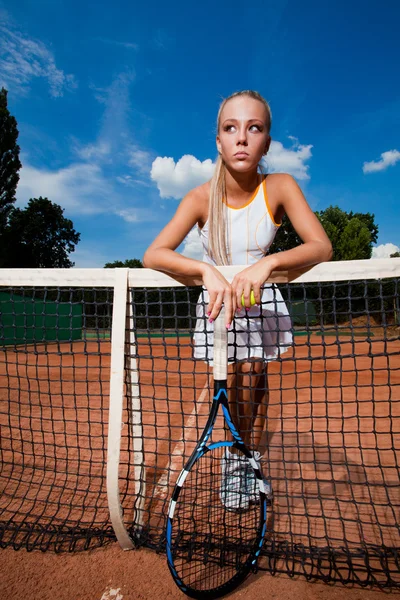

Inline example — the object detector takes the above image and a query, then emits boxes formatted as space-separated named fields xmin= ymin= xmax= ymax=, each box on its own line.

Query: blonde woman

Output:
xmin=144 ymin=90 xmax=332 ymax=510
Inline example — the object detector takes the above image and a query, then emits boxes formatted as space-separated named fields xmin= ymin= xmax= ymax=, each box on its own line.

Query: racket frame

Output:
xmin=166 ymin=310 xmax=268 ymax=599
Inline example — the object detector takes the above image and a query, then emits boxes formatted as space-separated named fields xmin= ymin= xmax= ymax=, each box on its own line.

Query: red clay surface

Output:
xmin=0 ymin=328 xmax=399 ymax=595
xmin=138 ymin=333 xmax=400 ymax=556
xmin=1 ymin=543 xmax=400 ymax=600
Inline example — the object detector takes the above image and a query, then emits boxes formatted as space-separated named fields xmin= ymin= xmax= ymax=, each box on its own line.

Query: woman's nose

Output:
xmin=236 ymin=127 xmax=248 ymax=145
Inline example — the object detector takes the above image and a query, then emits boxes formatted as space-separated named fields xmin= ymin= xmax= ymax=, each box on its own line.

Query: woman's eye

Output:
xmin=223 ymin=123 xmax=263 ymax=132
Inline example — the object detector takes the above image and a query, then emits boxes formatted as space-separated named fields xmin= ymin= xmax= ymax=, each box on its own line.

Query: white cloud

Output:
xmin=150 ymin=137 xmax=312 ymax=201
xmin=181 ymin=227 xmax=203 ymax=260
xmin=371 ymin=243 xmax=400 ymax=259
xmin=73 ymin=140 xmax=111 ymax=162
xmin=75 ymin=71 xmax=135 ymax=165
xmin=73 ymin=72 xmax=155 ymax=191
xmin=363 ymin=150 xmax=400 ymax=174
xmin=17 ymin=159 xmax=156 ymax=224
xmin=17 ymin=161 xmax=113 ymax=214
xmin=0 ymin=19 xmax=76 ymax=97
xmin=151 ymin=155 xmax=215 ymax=199
xmin=115 ymin=208 xmax=141 ymax=223
xmin=128 ymin=147 xmax=153 ymax=175
xmin=14 ymin=66 xmax=156 ymax=225
xmin=262 ymin=138 xmax=313 ymax=180
xmin=116 ymin=175 xmax=152 ymax=188
xmin=97 ymin=71 xmax=135 ymax=141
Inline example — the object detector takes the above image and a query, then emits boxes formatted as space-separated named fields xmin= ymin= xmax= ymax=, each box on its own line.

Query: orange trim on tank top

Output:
xmin=223 ymin=176 xmax=261 ymax=210
xmin=263 ymin=177 xmax=281 ymax=227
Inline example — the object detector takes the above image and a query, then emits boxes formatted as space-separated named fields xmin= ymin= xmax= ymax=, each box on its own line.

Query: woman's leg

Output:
xmin=221 ymin=361 xmax=271 ymax=508
xmin=228 ymin=360 xmax=269 ymax=451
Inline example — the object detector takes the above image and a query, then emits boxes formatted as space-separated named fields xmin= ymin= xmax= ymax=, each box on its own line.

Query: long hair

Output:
xmin=208 ymin=90 xmax=272 ymax=265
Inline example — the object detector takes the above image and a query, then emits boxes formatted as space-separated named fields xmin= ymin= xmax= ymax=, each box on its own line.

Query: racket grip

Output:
xmin=213 ymin=308 xmax=228 ymax=381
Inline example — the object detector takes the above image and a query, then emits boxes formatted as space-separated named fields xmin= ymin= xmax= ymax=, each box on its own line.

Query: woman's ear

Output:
xmin=264 ymin=135 xmax=271 ymax=155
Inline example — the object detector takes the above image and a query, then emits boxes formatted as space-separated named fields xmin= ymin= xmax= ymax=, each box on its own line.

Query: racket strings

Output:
xmin=170 ymin=446 xmax=261 ymax=591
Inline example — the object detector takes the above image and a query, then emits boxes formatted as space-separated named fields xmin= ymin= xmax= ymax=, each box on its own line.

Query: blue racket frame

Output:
xmin=166 ymin=365 xmax=268 ymax=599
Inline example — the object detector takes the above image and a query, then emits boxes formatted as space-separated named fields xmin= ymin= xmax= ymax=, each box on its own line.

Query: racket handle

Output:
xmin=213 ymin=308 xmax=228 ymax=381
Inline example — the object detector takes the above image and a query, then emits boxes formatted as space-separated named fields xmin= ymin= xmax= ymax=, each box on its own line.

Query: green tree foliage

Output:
xmin=316 ymin=206 xmax=378 ymax=260
xmin=390 ymin=251 xmax=400 ymax=258
xmin=350 ymin=211 xmax=379 ymax=246
xmin=104 ymin=258 xmax=143 ymax=268
xmin=4 ymin=197 xmax=80 ymax=268
xmin=0 ymin=88 xmax=22 ymax=230
xmin=270 ymin=205 xmax=378 ymax=261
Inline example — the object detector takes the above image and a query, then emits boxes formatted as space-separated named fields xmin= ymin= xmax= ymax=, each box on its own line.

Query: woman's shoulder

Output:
xmin=186 ymin=180 xmax=210 ymax=202
xmin=265 ymin=173 xmax=302 ymax=203
xmin=264 ymin=173 xmax=302 ymax=223
xmin=265 ymin=172 xmax=297 ymax=190
xmin=183 ymin=181 xmax=210 ymax=224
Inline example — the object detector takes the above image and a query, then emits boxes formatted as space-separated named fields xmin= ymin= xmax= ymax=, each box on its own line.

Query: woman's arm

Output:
xmin=143 ymin=186 xmax=235 ymax=325
xmin=143 ymin=187 xmax=207 ymax=277
xmin=268 ymin=174 xmax=333 ymax=270
xmin=233 ymin=174 xmax=332 ymax=308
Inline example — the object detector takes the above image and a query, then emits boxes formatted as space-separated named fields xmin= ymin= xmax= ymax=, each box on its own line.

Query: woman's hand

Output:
xmin=231 ymin=257 xmax=277 ymax=310
xmin=202 ymin=264 xmax=235 ymax=328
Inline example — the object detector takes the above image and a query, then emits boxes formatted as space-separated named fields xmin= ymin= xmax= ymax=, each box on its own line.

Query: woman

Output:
xmin=144 ymin=90 xmax=332 ymax=510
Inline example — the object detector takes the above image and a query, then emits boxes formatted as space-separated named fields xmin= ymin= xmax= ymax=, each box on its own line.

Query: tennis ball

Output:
xmin=241 ymin=291 xmax=256 ymax=307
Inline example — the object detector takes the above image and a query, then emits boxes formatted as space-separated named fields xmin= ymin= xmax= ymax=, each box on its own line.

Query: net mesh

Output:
xmin=0 ymin=265 xmax=399 ymax=587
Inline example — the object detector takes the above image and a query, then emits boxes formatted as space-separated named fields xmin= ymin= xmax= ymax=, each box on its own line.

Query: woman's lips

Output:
xmin=234 ymin=152 xmax=249 ymax=159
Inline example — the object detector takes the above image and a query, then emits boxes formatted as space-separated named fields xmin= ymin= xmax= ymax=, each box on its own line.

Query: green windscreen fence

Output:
xmin=0 ymin=290 xmax=82 ymax=345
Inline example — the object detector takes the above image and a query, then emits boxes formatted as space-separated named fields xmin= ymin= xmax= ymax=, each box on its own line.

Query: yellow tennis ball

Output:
xmin=241 ymin=291 xmax=256 ymax=307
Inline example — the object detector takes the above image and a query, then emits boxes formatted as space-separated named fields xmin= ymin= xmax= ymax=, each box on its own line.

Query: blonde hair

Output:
xmin=208 ymin=90 xmax=272 ymax=265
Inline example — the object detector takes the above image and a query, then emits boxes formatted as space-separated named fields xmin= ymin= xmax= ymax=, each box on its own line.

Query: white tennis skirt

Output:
xmin=193 ymin=284 xmax=293 ymax=365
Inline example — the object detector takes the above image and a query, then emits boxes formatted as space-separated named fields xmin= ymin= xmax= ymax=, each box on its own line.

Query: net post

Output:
xmin=126 ymin=280 xmax=146 ymax=536
xmin=107 ymin=268 xmax=134 ymax=550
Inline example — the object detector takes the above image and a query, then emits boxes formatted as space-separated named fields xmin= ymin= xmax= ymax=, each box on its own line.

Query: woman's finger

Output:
xmin=241 ymin=281 xmax=253 ymax=310
xmin=252 ymin=282 xmax=261 ymax=306
xmin=223 ymin=287 xmax=234 ymax=329
xmin=232 ymin=278 xmax=244 ymax=312
xmin=209 ymin=291 xmax=224 ymax=321
xmin=206 ymin=290 xmax=218 ymax=321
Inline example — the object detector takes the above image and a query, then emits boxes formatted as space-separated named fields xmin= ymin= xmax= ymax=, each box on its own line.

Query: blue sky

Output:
xmin=1 ymin=0 xmax=399 ymax=267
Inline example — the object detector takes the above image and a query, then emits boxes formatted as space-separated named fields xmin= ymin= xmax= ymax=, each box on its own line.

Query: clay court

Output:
xmin=0 ymin=263 xmax=399 ymax=598
xmin=1 ymin=325 xmax=399 ymax=598
xmin=2 ymin=543 xmax=400 ymax=600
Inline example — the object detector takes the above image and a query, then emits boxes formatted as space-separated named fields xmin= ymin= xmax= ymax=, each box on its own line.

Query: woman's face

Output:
xmin=216 ymin=96 xmax=270 ymax=173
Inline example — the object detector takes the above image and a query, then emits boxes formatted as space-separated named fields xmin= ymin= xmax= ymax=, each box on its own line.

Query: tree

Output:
xmin=270 ymin=205 xmax=378 ymax=261
xmin=390 ymin=252 xmax=400 ymax=258
xmin=316 ymin=206 xmax=377 ymax=260
xmin=3 ymin=197 xmax=80 ymax=268
xmin=0 ymin=88 xmax=22 ymax=231
xmin=104 ymin=258 xmax=143 ymax=268
xmin=349 ymin=211 xmax=379 ymax=246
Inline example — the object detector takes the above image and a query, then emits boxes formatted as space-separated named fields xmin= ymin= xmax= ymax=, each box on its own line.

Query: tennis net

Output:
xmin=0 ymin=261 xmax=399 ymax=587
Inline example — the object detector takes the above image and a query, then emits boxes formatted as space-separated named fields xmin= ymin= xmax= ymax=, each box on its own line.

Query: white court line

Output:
xmin=153 ymin=383 xmax=209 ymax=498
xmin=100 ymin=587 xmax=123 ymax=600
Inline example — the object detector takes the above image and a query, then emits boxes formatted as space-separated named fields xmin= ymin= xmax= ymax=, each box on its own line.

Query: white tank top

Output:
xmin=199 ymin=175 xmax=281 ymax=265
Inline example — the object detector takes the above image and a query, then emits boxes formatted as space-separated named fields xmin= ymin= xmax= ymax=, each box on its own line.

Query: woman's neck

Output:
xmin=224 ymin=167 xmax=260 ymax=202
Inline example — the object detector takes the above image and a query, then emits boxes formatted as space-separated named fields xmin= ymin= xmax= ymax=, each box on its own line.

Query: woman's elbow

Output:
xmin=143 ymin=248 xmax=153 ymax=268
xmin=324 ymin=240 xmax=333 ymax=262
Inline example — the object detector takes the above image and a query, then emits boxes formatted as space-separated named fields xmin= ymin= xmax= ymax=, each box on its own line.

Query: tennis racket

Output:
xmin=166 ymin=308 xmax=267 ymax=599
